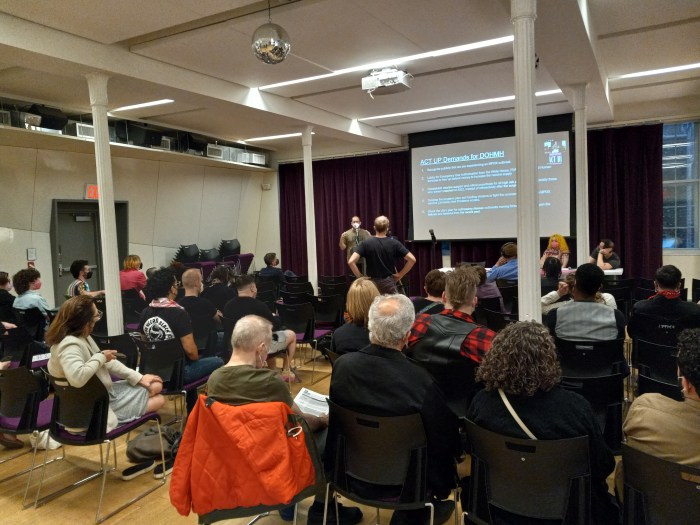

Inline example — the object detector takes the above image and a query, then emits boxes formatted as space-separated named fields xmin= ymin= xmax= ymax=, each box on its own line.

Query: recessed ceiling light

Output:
xmin=611 ymin=63 xmax=700 ymax=80
xmin=258 ymin=36 xmax=514 ymax=90
xmin=111 ymin=99 xmax=174 ymax=112
xmin=245 ymin=131 xmax=314 ymax=142
xmin=358 ymin=89 xmax=562 ymax=121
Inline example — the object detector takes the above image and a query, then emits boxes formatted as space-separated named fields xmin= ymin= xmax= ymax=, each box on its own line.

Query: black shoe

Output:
xmin=307 ymin=500 xmax=363 ymax=525
xmin=153 ymin=458 xmax=174 ymax=479
xmin=389 ymin=499 xmax=454 ymax=525
xmin=121 ymin=460 xmax=156 ymax=481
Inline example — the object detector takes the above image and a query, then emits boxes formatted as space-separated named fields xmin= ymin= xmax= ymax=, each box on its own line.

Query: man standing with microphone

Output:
xmin=339 ymin=215 xmax=371 ymax=275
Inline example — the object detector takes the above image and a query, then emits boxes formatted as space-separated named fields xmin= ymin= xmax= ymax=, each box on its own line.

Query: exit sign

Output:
xmin=84 ymin=184 xmax=99 ymax=200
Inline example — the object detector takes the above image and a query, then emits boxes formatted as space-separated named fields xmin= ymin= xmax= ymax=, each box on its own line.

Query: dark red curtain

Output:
xmin=279 ymin=151 xmax=410 ymax=278
xmin=588 ymin=125 xmax=663 ymax=279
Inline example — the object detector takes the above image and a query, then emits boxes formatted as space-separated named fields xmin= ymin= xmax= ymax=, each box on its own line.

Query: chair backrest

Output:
xmin=637 ymin=278 xmax=655 ymax=290
xmin=121 ymin=288 xmax=147 ymax=324
xmin=693 ymin=278 xmax=700 ymax=304
xmin=276 ymin=302 xmax=315 ymax=341
xmin=458 ymin=261 xmax=486 ymax=268
xmin=605 ymin=287 xmax=632 ymax=319
xmin=313 ymin=294 xmax=345 ymax=328
xmin=282 ymin=281 xmax=314 ymax=295
xmin=255 ymin=280 xmax=277 ymax=294
xmin=636 ymin=374 xmax=683 ymax=401
xmin=328 ymin=400 xmax=428 ymax=504
xmin=630 ymin=312 xmax=681 ymax=346
xmin=13 ymin=307 xmax=46 ymax=341
xmin=482 ymin=308 xmax=516 ymax=332
xmin=464 ymin=419 xmax=591 ymax=522
xmin=256 ymin=289 xmax=278 ymax=314
xmin=632 ymin=339 xmax=679 ymax=384
xmin=555 ymin=338 xmax=627 ymax=377
xmin=319 ymin=275 xmax=348 ymax=285
xmin=49 ymin=374 xmax=110 ymax=444
xmin=199 ymin=247 xmax=220 ymax=262
xmin=496 ymin=284 xmax=518 ymax=314
xmin=602 ymin=277 xmax=637 ymax=290
xmin=622 ymin=444 xmax=700 ymax=525
xmin=280 ymin=290 xmax=315 ymax=306
xmin=560 ymin=374 xmax=625 ymax=452
xmin=283 ymin=275 xmax=308 ymax=284
xmin=0 ymin=366 xmax=42 ymax=432
xmin=132 ymin=337 xmax=186 ymax=391
xmin=220 ymin=316 xmax=236 ymax=352
xmin=92 ymin=333 xmax=140 ymax=370
xmin=319 ymin=281 xmax=349 ymax=298
xmin=0 ymin=326 xmax=35 ymax=367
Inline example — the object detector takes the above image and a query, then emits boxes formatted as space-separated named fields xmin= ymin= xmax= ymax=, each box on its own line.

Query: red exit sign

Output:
xmin=84 ymin=184 xmax=99 ymax=200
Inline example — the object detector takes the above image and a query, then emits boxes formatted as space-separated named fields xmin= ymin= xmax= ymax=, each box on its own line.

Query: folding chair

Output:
xmin=636 ymin=373 xmax=683 ymax=401
xmin=622 ymin=444 xmax=700 ymax=524
xmin=319 ymin=275 xmax=348 ymax=285
xmin=283 ymin=281 xmax=314 ymax=295
xmin=277 ymin=302 xmax=330 ymax=383
xmin=283 ymin=275 xmax=308 ymax=284
xmin=92 ymin=333 xmax=140 ymax=370
xmin=120 ymin=288 xmax=146 ymax=327
xmin=280 ymin=290 xmax=315 ymax=305
xmin=26 ymin=375 xmax=165 ymax=523
xmin=0 ymin=326 xmax=36 ymax=368
xmin=463 ymin=420 xmax=591 ymax=525
xmin=314 ymin=294 xmax=345 ymax=329
xmin=0 ymin=366 xmax=58 ymax=484
xmin=319 ymin=281 xmax=349 ymax=298
xmin=495 ymin=284 xmax=517 ymax=314
xmin=13 ymin=307 xmax=47 ymax=342
xmin=555 ymin=338 xmax=628 ymax=377
xmin=324 ymin=400 xmax=456 ymax=525
xmin=482 ymin=308 xmax=517 ymax=332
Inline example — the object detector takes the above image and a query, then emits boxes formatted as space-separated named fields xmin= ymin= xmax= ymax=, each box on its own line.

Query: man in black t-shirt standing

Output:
xmin=348 ymin=215 xmax=415 ymax=294
xmin=223 ymin=275 xmax=297 ymax=382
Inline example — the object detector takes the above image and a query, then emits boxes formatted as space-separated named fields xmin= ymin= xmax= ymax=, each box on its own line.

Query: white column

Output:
xmin=301 ymin=126 xmax=318 ymax=292
xmin=86 ymin=73 xmax=123 ymax=334
xmin=572 ymin=84 xmax=590 ymax=266
xmin=511 ymin=0 xmax=540 ymax=321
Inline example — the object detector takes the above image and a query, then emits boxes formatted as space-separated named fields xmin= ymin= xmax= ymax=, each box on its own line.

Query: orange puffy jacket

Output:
xmin=170 ymin=396 xmax=317 ymax=517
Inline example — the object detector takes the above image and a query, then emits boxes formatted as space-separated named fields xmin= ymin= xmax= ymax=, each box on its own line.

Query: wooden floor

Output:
xmin=1 ymin=348 xmax=620 ymax=525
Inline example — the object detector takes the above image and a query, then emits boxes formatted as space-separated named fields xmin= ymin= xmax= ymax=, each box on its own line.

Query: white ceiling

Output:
xmin=0 ymin=0 xmax=697 ymax=160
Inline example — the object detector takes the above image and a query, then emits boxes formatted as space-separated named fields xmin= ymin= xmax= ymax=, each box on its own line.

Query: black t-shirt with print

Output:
xmin=139 ymin=306 xmax=193 ymax=341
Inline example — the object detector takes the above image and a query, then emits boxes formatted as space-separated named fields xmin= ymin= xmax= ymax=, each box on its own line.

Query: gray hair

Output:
xmin=231 ymin=315 xmax=272 ymax=352
xmin=368 ymin=294 xmax=415 ymax=348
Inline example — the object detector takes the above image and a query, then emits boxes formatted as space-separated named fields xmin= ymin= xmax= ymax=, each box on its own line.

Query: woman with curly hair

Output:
xmin=540 ymin=233 xmax=570 ymax=269
xmin=330 ymin=277 xmax=380 ymax=355
xmin=466 ymin=321 xmax=619 ymax=524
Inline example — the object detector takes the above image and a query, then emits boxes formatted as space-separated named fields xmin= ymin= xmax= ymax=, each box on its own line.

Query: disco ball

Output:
xmin=251 ymin=22 xmax=291 ymax=64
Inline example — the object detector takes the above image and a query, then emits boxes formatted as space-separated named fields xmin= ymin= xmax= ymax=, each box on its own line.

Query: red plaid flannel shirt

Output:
xmin=408 ymin=309 xmax=495 ymax=364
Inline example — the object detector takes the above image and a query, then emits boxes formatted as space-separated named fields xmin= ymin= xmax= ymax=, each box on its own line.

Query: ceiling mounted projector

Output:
xmin=362 ymin=68 xmax=413 ymax=96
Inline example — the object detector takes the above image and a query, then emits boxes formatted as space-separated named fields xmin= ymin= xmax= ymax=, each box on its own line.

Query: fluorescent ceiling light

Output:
xmin=359 ymin=89 xmax=562 ymax=121
xmin=245 ymin=131 xmax=314 ymax=142
xmin=111 ymin=99 xmax=174 ymax=112
xmin=258 ymin=35 xmax=514 ymax=90
xmin=611 ymin=63 xmax=700 ymax=80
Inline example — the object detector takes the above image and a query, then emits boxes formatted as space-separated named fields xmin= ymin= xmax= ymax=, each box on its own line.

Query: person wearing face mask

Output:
xmin=339 ymin=216 xmax=371 ymax=274
xmin=119 ymin=254 xmax=147 ymax=296
xmin=258 ymin=252 xmax=285 ymax=288
xmin=66 ymin=259 xmax=105 ymax=298
xmin=0 ymin=271 xmax=17 ymax=324
xmin=12 ymin=268 xmax=51 ymax=318
xmin=540 ymin=233 xmax=570 ymax=269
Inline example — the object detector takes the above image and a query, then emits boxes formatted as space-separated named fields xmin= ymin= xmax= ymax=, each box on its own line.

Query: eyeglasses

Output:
xmin=94 ymin=309 xmax=103 ymax=321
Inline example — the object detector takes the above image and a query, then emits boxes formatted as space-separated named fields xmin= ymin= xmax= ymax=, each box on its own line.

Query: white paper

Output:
xmin=293 ymin=387 xmax=329 ymax=417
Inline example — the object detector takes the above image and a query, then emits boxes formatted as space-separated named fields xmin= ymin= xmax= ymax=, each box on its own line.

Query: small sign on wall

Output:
xmin=84 ymin=184 xmax=100 ymax=200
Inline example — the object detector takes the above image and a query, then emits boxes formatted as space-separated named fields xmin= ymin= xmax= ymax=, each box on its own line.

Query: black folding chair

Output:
xmin=277 ymin=302 xmax=329 ymax=382
xmin=319 ymin=275 xmax=348 ymax=285
xmin=555 ymin=338 xmax=628 ymax=377
xmin=605 ymin=287 xmax=632 ymax=320
xmin=622 ymin=444 xmax=700 ymax=525
xmin=13 ymin=307 xmax=47 ymax=342
xmin=283 ymin=281 xmax=314 ymax=295
xmin=280 ymin=290 xmax=315 ymax=305
xmin=314 ymin=294 xmax=345 ymax=329
xmin=463 ymin=420 xmax=591 ymax=525
xmin=324 ymin=400 xmax=456 ymax=525
xmin=693 ymin=278 xmax=700 ymax=304
xmin=92 ymin=333 xmax=140 ymax=370
xmin=120 ymin=289 xmax=146 ymax=327
xmin=283 ymin=275 xmax=308 ymax=284
xmin=482 ymin=308 xmax=517 ymax=332
xmin=1 ymin=326 xmax=37 ymax=368
xmin=636 ymin=374 xmax=683 ymax=401
xmin=319 ymin=281 xmax=349 ymax=298
xmin=496 ymin=284 xmax=517 ymax=314
xmin=26 ymin=375 xmax=165 ymax=523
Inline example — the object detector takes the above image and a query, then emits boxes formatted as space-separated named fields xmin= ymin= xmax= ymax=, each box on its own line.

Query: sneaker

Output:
xmin=121 ymin=460 xmax=156 ymax=481
xmin=153 ymin=458 xmax=174 ymax=479
xmin=278 ymin=505 xmax=295 ymax=521
xmin=307 ymin=500 xmax=363 ymax=525
xmin=29 ymin=430 xmax=62 ymax=450
xmin=389 ymin=499 xmax=454 ymax=525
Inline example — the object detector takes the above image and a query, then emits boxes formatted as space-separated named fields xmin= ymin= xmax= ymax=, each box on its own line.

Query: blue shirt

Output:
xmin=13 ymin=290 xmax=51 ymax=315
xmin=486 ymin=259 xmax=518 ymax=282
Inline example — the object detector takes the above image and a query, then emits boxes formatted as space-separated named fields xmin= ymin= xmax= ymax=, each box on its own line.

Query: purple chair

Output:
xmin=276 ymin=302 xmax=331 ymax=383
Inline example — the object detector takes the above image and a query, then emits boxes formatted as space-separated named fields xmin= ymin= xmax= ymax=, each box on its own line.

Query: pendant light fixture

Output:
xmin=251 ymin=0 xmax=291 ymax=65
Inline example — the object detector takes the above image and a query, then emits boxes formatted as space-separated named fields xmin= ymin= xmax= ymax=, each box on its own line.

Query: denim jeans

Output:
xmin=183 ymin=356 xmax=224 ymax=411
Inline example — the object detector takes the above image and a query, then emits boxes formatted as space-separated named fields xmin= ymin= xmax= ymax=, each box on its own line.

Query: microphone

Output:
xmin=429 ymin=229 xmax=436 ymax=242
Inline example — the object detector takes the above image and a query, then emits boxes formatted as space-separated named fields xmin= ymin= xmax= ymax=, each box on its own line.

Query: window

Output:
xmin=662 ymin=122 xmax=698 ymax=249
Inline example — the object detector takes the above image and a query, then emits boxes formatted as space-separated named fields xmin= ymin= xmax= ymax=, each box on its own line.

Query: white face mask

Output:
xmin=352 ymin=222 xmax=360 ymax=229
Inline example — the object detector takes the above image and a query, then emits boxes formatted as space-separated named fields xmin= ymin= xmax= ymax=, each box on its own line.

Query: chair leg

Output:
xmin=375 ymin=507 xmax=380 ymax=525
xmin=425 ymin=501 xmax=435 ymax=525
xmin=322 ymin=483 xmax=331 ymax=525
xmin=95 ymin=441 xmax=111 ymax=523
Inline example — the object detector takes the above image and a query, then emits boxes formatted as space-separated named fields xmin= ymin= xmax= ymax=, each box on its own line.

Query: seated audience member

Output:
xmin=169 ymin=261 xmax=187 ymax=301
xmin=258 ymin=252 xmax=285 ymax=287
xmin=206 ymin=315 xmax=361 ymax=525
xmin=628 ymin=265 xmax=700 ymax=338
xmin=589 ymin=239 xmax=621 ymax=270
xmin=540 ymin=233 xmax=570 ymax=268
xmin=473 ymin=265 xmax=506 ymax=313
xmin=615 ymin=327 xmax=700 ymax=495
xmin=329 ymin=294 xmax=460 ymax=525
xmin=486 ymin=242 xmax=518 ymax=282
xmin=145 ymin=266 xmax=158 ymax=279
xmin=541 ymin=272 xmax=617 ymax=317
xmin=178 ymin=269 xmax=220 ymax=351
xmin=139 ymin=268 xmax=223 ymax=411
xmin=12 ymin=268 xmax=51 ymax=317
xmin=544 ymin=263 xmax=625 ymax=342
xmin=48 ymin=295 xmax=165 ymax=433
xmin=541 ymin=256 xmax=562 ymax=293
xmin=119 ymin=254 xmax=147 ymax=295
xmin=467 ymin=321 xmax=619 ymax=524
xmin=412 ymin=269 xmax=446 ymax=315
xmin=66 ymin=259 xmax=104 ymax=298
xmin=330 ymin=277 xmax=379 ymax=355
xmin=0 ymin=271 xmax=16 ymax=323
xmin=201 ymin=265 xmax=237 ymax=311
xmin=223 ymin=275 xmax=297 ymax=382
xmin=408 ymin=266 xmax=495 ymax=366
